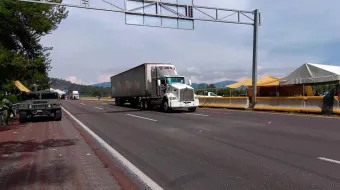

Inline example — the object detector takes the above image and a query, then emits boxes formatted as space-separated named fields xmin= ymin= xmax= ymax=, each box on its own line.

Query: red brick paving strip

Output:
xmin=66 ymin=113 xmax=139 ymax=190
xmin=0 ymin=115 xmax=122 ymax=190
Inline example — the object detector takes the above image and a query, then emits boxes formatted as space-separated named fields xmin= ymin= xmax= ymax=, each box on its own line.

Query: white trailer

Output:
xmin=111 ymin=63 xmax=199 ymax=112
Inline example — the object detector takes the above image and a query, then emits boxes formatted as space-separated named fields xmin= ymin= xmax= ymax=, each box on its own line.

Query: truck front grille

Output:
xmin=180 ymin=89 xmax=194 ymax=101
xmin=34 ymin=105 xmax=46 ymax=109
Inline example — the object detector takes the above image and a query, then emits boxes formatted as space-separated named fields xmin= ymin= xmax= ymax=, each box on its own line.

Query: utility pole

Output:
xmin=252 ymin=9 xmax=259 ymax=107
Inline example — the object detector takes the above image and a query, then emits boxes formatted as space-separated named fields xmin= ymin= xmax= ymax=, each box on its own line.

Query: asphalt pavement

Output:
xmin=0 ymin=108 xmax=121 ymax=190
xmin=62 ymin=99 xmax=340 ymax=190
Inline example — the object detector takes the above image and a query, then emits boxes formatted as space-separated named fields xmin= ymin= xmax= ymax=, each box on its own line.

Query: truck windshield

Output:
xmin=41 ymin=93 xmax=59 ymax=99
xmin=23 ymin=93 xmax=40 ymax=100
xmin=166 ymin=77 xmax=185 ymax=84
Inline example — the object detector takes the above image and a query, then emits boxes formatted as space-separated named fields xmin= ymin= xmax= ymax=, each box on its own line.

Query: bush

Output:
xmin=0 ymin=94 xmax=20 ymax=104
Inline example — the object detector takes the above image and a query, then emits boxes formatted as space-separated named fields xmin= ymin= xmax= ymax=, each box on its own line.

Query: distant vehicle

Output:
xmin=197 ymin=91 xmax=222 ymax=97
xmin=111 ymin=63 xmax=199 ymax=112
xmin=71 ymin=91 xmax=79 ymax=100
xmin=18 ymin=91 xmax=62 ymax=123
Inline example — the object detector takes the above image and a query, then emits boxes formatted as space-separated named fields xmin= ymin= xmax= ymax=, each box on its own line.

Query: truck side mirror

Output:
xmin=157 ymin=80 xmax=161 ymax=86
xmin=188 ymin=80 xmax=192 ymax=86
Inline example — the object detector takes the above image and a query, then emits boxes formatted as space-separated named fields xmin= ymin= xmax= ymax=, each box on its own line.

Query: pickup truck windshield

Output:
xmin=166 ymin=77 xmax=185 ymax=84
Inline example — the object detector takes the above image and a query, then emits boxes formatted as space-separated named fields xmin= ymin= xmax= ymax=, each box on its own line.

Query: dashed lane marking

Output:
xmin=126 ymin=114 xmax=158 ymax=122
xmin=185 ymin=113 xmax=209 ymax=117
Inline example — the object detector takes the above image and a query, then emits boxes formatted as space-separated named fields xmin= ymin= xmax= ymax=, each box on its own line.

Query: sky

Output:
xmin=41 ymin=0 xmax=340 ymax=85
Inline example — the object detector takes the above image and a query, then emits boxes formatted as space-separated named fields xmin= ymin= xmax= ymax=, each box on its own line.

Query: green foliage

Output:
xmin=312 ymin=84 xmax=337 ymax=95
xmin=0 ymin=94 xmax=19 ymax=104
xmin=0 ymin=0 xmax=68 ymax=91
xmin=207 ymin=84 xmax=216 ymax=89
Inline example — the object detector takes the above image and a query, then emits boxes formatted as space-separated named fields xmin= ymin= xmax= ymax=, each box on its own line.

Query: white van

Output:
xmin=72 ymin=91 xmax=80 ymax=100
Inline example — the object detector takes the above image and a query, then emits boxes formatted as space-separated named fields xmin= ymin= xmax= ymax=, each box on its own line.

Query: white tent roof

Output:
xmin=280 ymin=63 xmax=340 ymax=85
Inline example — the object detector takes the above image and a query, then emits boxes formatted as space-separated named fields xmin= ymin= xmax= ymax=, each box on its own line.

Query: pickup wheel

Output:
xmin=19 ymin=111 xmax=27 ymax=123
xmin=54 ymin=109 xmax=62 ymax=121
xmin=188 ymin=107 xmax=197 ymax=112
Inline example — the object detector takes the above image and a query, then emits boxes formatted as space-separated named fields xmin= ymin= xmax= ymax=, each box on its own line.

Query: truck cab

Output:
xmin=152 ymin=66 xmax=199 ymax=112
xmin=72 ymin=91 xmax=79 ymax=100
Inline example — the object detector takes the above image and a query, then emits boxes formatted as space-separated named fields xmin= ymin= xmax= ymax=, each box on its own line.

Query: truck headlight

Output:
xmin=47 ymin=104 xmax=51 ymax=108
xmin=28 ymin=104 xmax=32 ymax=109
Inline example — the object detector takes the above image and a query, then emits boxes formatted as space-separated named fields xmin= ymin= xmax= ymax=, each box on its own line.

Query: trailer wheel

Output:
xmin=140 ymin=100 xmax=145 ymax=109
xmin=144 ymin=100 xmax=150 ymax=110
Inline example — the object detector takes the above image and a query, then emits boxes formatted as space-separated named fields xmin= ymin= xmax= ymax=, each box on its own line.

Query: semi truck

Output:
xmin=110 ymin=63 xmax=199 ymax=112
xmin=71 ymin=91 xmax=79 ymax=100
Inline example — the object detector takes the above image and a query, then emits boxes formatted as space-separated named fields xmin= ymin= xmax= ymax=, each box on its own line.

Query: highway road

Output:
xmin=62 ymin=100 xmax=340 ymax=190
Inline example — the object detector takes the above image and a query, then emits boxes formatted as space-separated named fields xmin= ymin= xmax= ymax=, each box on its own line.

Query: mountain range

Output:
xmin=92 ymin=80 xmax=236 ymax=89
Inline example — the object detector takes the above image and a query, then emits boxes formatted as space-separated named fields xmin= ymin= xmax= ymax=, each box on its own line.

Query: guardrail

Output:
xmin=198 ymin=97 xmax=249 ymax=109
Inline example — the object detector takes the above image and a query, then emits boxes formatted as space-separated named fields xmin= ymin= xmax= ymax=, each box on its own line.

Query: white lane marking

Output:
xmin=126 ymin=114 xmax=158 ymax=122
xmin=94 ymin=107 xmax=103 ymax=110
xmin=101 ymin=103 xmax=108 ymax=105
xmin=80 ymin=103 xmax=86 ymax=105
xmin=62 ymin=107 xmax=163 ymax=190
xmin=317 ymin=157 xmax=340 ymax=164
xmin=185 ymin=113 xmax=209 ymax=117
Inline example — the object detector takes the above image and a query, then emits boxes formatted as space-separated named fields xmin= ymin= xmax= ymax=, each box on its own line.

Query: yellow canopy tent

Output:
xmin=15 ymin=80 xmax=30 ymax=92
xmin=257 ymin=77 xmax=282 ymax=86
xmin=227 ymin=75 xmax=282 ymax=88
xmin=243 ymin=75 xmax=282 ymax=86
xmin=226 ymin=78 xmax=251 ymax=89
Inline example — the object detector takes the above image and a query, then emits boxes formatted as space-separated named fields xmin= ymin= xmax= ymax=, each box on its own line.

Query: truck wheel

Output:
xmin=188 ymin=107 xmax=197 ymax=112
xmin=54 ymin=110 xmax=62 ymax=121
xmin=140 ymin=100 xmax=145 ymax=109
xmin=19 ymin=111 xmax=27 ymax=123
xmin=162 ymin=100 xmax=171 ymax=113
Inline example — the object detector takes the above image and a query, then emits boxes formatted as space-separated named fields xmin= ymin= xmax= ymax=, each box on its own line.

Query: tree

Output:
xmin=208 ymin=84 xmax=216 ymax=88
xmin=0 ymin=0 xmax=68 ymax=91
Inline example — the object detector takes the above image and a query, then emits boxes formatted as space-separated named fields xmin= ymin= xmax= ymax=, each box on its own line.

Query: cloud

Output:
xmin=97 ymin=74 xmax=112 ymax=83
xmin=66 ymin=76 xmax=92 ymax=85
xmin=41 ymin=0 xmax=340 ymax=84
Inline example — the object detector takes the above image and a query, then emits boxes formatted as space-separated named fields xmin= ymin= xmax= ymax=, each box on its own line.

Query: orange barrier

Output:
xmin=254 ymin=96 xmax=340 ymax=114
xmin=198 ymin=97 xmax=249 ymax=109
xmin=333 ymin=97 xmax=340 ymax=114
